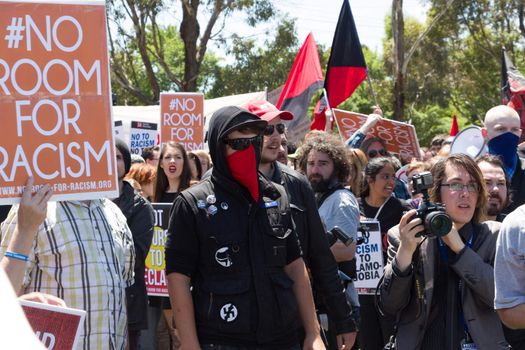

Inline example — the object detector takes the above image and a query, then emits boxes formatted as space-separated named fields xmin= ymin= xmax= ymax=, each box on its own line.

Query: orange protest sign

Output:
xmin=333 ymin=109 xmax=422 ymax=160
xmin=160 ymin=92 xmax=204 ymax=150
xmin=0 ymin=0 xmax=117 ymax=204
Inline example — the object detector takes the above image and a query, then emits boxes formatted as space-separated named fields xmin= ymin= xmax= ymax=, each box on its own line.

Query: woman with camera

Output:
xmin=377 ymin=154 xmax=508 ymax=350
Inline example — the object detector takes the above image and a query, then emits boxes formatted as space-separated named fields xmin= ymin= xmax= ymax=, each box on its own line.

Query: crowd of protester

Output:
xmin=2 ymin=102 xmax=525 ymax=350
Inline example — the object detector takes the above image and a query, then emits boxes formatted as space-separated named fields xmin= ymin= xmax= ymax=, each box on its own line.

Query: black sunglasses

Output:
xmin=263 ymin=123 xmax=286 ymax=136
xmin=223 ymin=135 xmax=262 ymax=151
xmin=368 ymin=149 xmax=388 ymax=158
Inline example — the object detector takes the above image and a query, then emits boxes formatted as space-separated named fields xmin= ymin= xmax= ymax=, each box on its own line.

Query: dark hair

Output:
xmin=475 ymin=154 xmax=511 ymax=208
xmin=430 ymin=134 xmax=447 ymax=148
xmin=429 ymin=154 xmax=487 ymax=224
xmin=360 ymin=137 xmax=388 ymax=155
xmin=153 ymin=142 xmax=192 ymax=202
xmin=141 ymin=145 xmax=160 ymax=161
xmin=188 ymin=151 xmax=203 ymax=180
xmin=361 ymin=157 xmax=396 ymax=198
xmin=295 ymin=132 xmax=351 ymax=183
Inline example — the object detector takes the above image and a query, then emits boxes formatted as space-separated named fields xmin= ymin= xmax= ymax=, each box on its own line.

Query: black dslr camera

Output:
xmin=411 ymin=171 xmax=452 ymax=237
xmin=326 ymin=226 xmax=354 ymax=247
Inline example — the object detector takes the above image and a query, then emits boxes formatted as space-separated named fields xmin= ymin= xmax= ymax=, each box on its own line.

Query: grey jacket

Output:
xmin=378 ymin=221 xmax=508 ymax=350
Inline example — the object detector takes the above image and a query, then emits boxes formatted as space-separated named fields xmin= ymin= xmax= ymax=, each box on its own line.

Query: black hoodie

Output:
xmin=165 ymin=106 xmax=303 ymax=347
xmin=206 ymin=106 xmax=267 ymax=202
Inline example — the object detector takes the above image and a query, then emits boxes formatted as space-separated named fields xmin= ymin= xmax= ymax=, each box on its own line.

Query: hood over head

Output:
xmin=206 ymin=106 xmax=267 ymax=179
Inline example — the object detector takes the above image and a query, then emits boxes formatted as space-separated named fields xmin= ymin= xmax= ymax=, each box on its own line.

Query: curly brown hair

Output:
xmin=296 ymin=132 xmax=351 ymax=183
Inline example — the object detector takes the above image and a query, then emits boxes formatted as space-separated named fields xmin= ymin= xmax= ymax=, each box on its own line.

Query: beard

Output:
xmin=308 ymin=174 xmax=332 ymax=193
xmin=487 ymin=193 xmax=506 ymax=216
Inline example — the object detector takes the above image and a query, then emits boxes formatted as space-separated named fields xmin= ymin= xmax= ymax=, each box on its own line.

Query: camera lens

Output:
xmin=425 ymin=212 xmax=452 ymax=237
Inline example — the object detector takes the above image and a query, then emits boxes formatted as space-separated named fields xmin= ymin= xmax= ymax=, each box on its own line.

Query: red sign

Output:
xmin=333 ymin=109 xmax=422 ymax=160
xmin=20 ymin=300 xmax=86 ymax=350
xmin=0 ymin=0 xmax=118 ymax=204
xmin=160 ymin=93 xmax=204 ymax=151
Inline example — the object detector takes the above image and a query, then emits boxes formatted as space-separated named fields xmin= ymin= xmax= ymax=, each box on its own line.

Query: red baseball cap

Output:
xmin=242 ymin=100 xmax=294 ymax=122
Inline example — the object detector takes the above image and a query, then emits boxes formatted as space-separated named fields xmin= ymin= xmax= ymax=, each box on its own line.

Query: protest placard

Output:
xmin=354 ymin=220 xmax=383 ymax=295
xmin=130 ymin=121 xmax=158 ymax=155
xmin=332 ymin=109 xmax=422 ymax=160
xmin=0 ymin=0 xmax=117 ymax=204
xmin=160 ymin=92 xmax=204 ymax=151
xmin=145 ymin=203 xmax=170 ymax=297
xmin=114 ymin=120 xmax=124 ymax=138
xmin=20 ymin=299 xmax=86 ymax=350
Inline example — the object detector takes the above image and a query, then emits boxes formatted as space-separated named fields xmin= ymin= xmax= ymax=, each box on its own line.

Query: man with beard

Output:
xmin=295 ymin=132 xmax=361 ymax=346
xmin=476 ymin=155 xmax=510 ymax=222
xmin=165 ymin=106 xmax=324 ymax=349
xmin=483 ymin=105 xmax=525 ymax=214
xmin=476 ymin=155 xmax=525 ymax=348
xmin=243 ymin=101 xmax=357 ymax=350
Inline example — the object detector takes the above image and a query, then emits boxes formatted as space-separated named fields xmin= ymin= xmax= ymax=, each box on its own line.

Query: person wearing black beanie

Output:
xmin=115 ymin=137 xmax=132 ymax=176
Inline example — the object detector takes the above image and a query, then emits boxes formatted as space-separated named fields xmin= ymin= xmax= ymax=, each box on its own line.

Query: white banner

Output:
xmin=354 ymin=220 xmax=383 ymax=295
xmin=130 ymin=121 xmax=158 ymax=155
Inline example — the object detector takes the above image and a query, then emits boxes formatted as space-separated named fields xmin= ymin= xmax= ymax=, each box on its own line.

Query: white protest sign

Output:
xmin=130 ymin=121 xmax=158 ymax=155
xmin=354 ymin=220 xmax=384 ymax=295
xmin=114 ymin=120 xmax=124 ymax=138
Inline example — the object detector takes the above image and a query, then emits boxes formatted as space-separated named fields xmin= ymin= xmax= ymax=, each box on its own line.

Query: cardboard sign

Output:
xmin=160 ymin=92 xmax=204 ymax=150
xmin=114 ymin=120 xmax=124 ymax=138
xmin=0 ymin=1 xmax=117 ymax=204
xmin=130 ymin=121 xmax=158 ymax=155
xmin=332 ymin=109 xmax=422 ymax=160
xmin=145 ymin=203 xmax=170 ymax=297
xmin=354 ymin=220 xmax=383 ymax=295
xmin=20 ymin=300 xmax=86 ymax=350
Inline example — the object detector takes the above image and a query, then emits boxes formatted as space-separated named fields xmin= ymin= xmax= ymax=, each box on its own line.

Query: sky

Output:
xmin=221 ymin=0 xmax=429 ymax=55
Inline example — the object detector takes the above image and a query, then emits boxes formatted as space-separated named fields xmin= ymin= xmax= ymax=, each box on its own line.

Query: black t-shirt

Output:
xmin=359 ymin=196 xmax=407 ymax=234
xmin=158 ymin=191 xmax=178 ymax=204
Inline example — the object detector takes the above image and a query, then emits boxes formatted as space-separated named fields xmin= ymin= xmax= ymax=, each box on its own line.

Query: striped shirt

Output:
xmin=1 ymin=200 xmax=135 ymax=350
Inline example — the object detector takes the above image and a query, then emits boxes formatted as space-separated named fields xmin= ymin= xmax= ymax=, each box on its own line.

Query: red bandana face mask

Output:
xmin=226 ymin=144 xmax=259 ymax=201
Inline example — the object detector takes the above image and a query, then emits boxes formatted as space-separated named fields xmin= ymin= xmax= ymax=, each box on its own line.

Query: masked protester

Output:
xmin=165 ymin=106 xmax=324 ymax=350
xmin=483 ymin=105 xmax=524 ymax=214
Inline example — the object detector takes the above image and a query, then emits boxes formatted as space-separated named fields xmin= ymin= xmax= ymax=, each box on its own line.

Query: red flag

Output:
xmin=450 ymin=112 xmax=459 ymax=136
xmin=276 ymin=33 xmax=324 ymax=141
xmin=311 ymin=0 xmax=367 ymax=130
xmin=501 ymin=48 xmax=525 ymax=130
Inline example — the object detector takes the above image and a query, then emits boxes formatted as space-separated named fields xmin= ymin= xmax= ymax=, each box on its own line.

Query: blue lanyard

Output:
xmin=437 ymin=231 xmax=474 ymax=263
xmin=437 ymin=229 xmax=476 ymax=338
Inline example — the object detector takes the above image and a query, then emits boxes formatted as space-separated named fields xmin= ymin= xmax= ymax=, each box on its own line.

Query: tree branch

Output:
xmin=402 ymin=0 xmax=456 ymax=75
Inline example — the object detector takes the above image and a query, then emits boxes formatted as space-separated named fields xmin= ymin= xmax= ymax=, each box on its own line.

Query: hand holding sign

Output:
xmin=332 ymin=109 xmax=422 ymax=160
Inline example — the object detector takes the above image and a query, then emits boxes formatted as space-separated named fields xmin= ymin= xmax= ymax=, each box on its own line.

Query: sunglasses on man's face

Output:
xmin=263 ymin=123 xmax=286 ymax=136
xmin=223 ymin=135 xmax=262 ymax=151
xmin=368 ymin=149 xmax=388 ymax=158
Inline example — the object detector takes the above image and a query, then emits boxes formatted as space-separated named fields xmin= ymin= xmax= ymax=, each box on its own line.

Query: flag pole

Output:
xmin=366 ymin=75 xmax=379 ymax=108
xmin=322 ymin=88 xmax=333 ymax=131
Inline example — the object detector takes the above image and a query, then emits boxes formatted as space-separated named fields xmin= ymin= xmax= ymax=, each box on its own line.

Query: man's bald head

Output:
xmin=483 ymin=105 xmax=521 ymax=140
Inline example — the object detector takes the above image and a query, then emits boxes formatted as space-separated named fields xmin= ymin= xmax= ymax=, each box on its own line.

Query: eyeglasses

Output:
xmin=263 ymin=123 xmax=286 ymax=136
xmin=368 ymin=149 xmax=388 ymax=158
xmin=441 ymin=182 xmax=479 ymax=193
xmin=223 ymin=135 xmax=262 ymax=151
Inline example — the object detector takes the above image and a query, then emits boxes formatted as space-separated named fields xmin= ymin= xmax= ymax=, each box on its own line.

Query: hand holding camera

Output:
xmin=410 ymin=172 xmax=452 ymax=238
xmin=398 ymin=209 xmax=424 ymax=254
